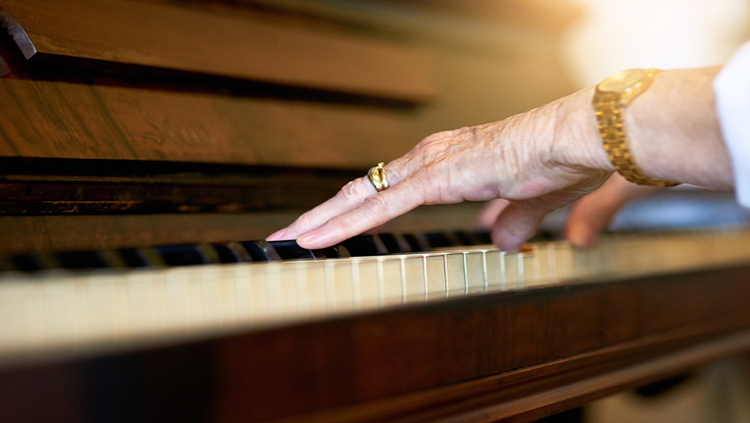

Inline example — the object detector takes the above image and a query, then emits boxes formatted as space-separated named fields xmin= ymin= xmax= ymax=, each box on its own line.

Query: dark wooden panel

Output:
xmin=0 ymin=202 xmax=484 ymax=255
xmin=1 ymin=265 xmax=750 ymax=422
xmin=0 ymin=213 xmax=300 ymax=255
xmin=0 ymin=77 xmax=411 ymax=166
xmin=0 ymin=158 xmax=360 ymax=215
xmin=0 ymin=0 xmax=434 ymax=102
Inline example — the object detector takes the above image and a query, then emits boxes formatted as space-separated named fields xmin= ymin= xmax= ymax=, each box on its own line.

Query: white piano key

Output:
xmin=247 ymin=263 xmax=271 ymax=322
xmin=444 ymin=252 xmax=467 ymax=296
xmin=484 ymin=250 xmax=504 ymax=291
xmin=266 ymin=263 xmax=284 ymax=318
xmin=557 ymin=243 xmax=574 ymax=281
xmin=517 ymin=253 xmax=527 ymax=288
xmin=212 ymin=265 xmax=239 ymax=325
xmin=424 ymin=254 xmax=447 ymax=299
xmin=126 ymin=270 xmax=158 ymax=335
xmin=277 ymin=262 xmax=302 ymax=317
xmin=231 ymin=264 xmax=254 ymax=323
xmin=292 ymin=262 xmax=310 ymax=318
xmin=85 ymin=273 xmax=123 ymax=339
xmin=533 ymin=244 xmax=550 ymax=283
xmin=351 ymin=259 xmax=362 ymax=310
xmin=163 ymin=268 xmax=191 ymax=330
xmin=195 ymin=267 xmax=224 ymax=325
xmin=463 ymin=251 xmax=486 ymax=293
xmin=303 ymin=261 xmax=328 ymax=317
xmin=0 ymin=279 xmax=37 ymax=352
xmin=353 ymin=258 xmax=383 ymax=309
xmin=572 ymin=247 xmax=590 ymax=280
xmin=4 ymin=230 xmax=750 ymax=364
xmin=504 ymin=253 xmax=520 ymax=290
xmin=40 ymin=276 xmax=80 ymax=343
xmin=402 ymin=255 xmax=426 ymax=301
xmin=545 ymin=243 xmax=558 ymax=282
xmin=332 ymin=260 xmax=355 ymax=312
xmin=379 ymin=257 xmax=405 ymax=306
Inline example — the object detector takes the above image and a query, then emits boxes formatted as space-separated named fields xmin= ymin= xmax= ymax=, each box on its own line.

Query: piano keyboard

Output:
xmin=0 ymin=231 xmax=495 ymax=272
xmin=2 ymin=229 xmax=750 ymax=367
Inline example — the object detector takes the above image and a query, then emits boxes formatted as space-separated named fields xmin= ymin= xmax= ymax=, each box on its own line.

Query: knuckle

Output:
xmin=294 ymin=210 xmax=315 ymax=228
xmin=338 ymin=180 xmax=361 ymax=203
xmin=362 ymin=194 xmax=389 ymax=215
xmin=328 ymin=214 xmax=354 ymax=234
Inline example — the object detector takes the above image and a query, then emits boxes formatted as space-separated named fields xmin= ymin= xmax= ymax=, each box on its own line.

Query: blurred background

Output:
xmin=338 ymin=0 xmax=750 ymax=234
xmin=565 ymin=0 xmax=750 ymax=86
xmin=555 ymin=0 xmax=750 ymax=233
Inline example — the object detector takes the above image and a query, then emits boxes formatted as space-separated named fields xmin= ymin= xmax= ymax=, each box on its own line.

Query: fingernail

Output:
xmin=297 ymin=231 xmax=322 ymax=249
xmin=266 ymin=228 xmax=287 ymax=241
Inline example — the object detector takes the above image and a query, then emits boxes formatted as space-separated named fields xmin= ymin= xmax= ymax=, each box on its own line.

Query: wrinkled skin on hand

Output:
xmin=268 ymin=88 xmax=614 ymax=251
xmin=268 ymin=66 xmax=730 ymax=251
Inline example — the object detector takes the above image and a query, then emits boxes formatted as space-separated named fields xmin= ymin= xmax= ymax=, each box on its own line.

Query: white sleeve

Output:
xmin=714 ymin=40 xmax=750 ymax=208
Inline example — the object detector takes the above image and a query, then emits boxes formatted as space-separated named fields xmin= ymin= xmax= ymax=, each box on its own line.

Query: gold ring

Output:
xmin=367 ymin=162 xmax=390 ymax=192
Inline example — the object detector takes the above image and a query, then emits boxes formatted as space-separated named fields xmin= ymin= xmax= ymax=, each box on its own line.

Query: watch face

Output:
xmin=598 ymin=69 xmax=646 ymax=92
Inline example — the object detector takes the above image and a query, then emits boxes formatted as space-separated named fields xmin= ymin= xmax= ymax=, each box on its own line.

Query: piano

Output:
xmin=1 ymin=1 xmax=750 ymax=422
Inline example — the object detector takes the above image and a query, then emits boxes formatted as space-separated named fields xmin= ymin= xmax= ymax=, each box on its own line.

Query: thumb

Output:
xmin=565 ymin=174 xmax=662 ymax=248
xmin=565 ymin=196 xmax=619 ymax=248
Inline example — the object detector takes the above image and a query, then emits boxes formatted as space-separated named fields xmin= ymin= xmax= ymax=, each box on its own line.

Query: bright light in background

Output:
xmin=563 ymin=0 xmax=750 ymax=87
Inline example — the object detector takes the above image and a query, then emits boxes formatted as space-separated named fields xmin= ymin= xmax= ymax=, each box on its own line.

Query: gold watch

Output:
xmin=592 ymin=68 xmax=680 ymax=187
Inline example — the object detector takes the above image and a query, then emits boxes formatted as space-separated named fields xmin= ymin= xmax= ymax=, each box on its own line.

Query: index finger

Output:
xmin=267 ymin=162 xmax=405 ymax=241
xmin=296 ymin=177 xmax=426 ymax=249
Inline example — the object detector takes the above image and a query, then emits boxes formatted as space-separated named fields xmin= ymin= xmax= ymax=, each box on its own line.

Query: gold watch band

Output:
xmin=593 ymin=69 xmax=680 ymax=187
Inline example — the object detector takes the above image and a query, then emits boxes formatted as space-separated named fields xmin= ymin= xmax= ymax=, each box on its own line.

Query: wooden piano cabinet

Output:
xmin=4 ymin=1 xmax=746 ymax=421
xmin=2 ymin=264 xmax=750 ymax=422
xmin=0 ymin=0 xmax=578 ymax=255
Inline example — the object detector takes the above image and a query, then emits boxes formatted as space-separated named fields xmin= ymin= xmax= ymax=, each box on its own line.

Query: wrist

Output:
xmin=625 ymin=67 xmax=731 ymax=189
xmin=550 ymin=86 xmax=614 ymax=174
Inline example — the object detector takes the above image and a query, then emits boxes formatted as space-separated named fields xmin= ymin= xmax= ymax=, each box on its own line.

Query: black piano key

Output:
xmin=238 ymin=241 xmax=273 ymax=261
xmin=118 ymin=248 xmax=149 ymax=268
xmin=57 ymin=251 xmax=109 ymax=270
xmin=424 ymin=232 xmax=455 ymax=248
xmin=339 ymin=235 xmax=383 ymax=257
xmin=531 ymin=229 xmax=556 ymax=242
xmin=211 ymin=243 xmax=241 ymax=263
xmin=0 ymin=231 xmax=502 ymax=273
xmin=155 ymin=245 xmax=209 ymax=266
xmin=401 ymin=234 xmax=424 ymax=253
xmin=334 ymin=245 xmax=351 ymax=258
xmin=475 ymin=231 xmax=492 ymax=245
xmin=11 ymin=255 xmax=44 ymax=272
xmin=377 ymin=233 xmax=403 ymax=253
xmin=453 ymin=230 xmax=478 ymax=246
xmin=319 ymin=247 xmax=342 ymax=259
xmin=0 ymin=257 xmax=15 ymax=272
xmin=268 ymin=241 xmax=316 ymax=260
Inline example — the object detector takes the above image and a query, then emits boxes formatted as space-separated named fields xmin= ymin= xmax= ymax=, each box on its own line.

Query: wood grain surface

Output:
xmin=0 ymin=0 xmax=434 ymax=102
xmin=0 ymin=77 xmax=411 ymax=166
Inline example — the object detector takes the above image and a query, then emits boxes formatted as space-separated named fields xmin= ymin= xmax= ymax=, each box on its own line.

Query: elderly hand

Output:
xmin=268 ymin=88 xmax=613 ymax=250
xmin=267 ymin=67 xmax=731 ymax=251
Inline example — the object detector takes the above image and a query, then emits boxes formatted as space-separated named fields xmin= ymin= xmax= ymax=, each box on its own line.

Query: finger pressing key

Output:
xmin=268 ymin=162 xmax=405 ymax=242
xmin=297 ymin=178 xmax=425 ymax=249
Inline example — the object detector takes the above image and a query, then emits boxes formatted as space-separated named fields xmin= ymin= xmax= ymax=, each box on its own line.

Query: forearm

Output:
xmin=552 ymin=66 xmax=732 ymax=191
xmin=628 ymin=67 xmax=731 ymax=190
